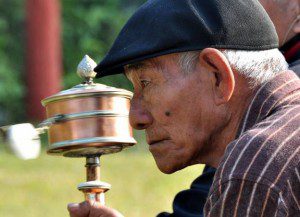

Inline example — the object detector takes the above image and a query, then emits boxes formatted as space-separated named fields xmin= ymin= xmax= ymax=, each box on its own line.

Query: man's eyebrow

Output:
xmin=124 ymin=62 xmax=153 ymax=83
xmin=124 ymin=63 xmax=143 ymax=84
xmin=125 ymin=62 xmax=149 ymax=71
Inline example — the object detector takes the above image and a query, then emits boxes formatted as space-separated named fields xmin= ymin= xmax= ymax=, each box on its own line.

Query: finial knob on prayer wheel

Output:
xmin=77 ymin=55 xmax=97 ymax=83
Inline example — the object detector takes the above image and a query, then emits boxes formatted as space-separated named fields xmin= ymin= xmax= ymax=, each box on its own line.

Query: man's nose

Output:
xmin=129 ymin=97 xmax=153 ymax=130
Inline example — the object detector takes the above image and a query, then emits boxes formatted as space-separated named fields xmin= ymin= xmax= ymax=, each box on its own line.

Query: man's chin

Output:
xmin=157 ymin=166 xmax=177 ymax=174
xmin=154 ymin=158 xmax=185 ymax=174
xmin=149 ymin=141 xmax=188 ymax=173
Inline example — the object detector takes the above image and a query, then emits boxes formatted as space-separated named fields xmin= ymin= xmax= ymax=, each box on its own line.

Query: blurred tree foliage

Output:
xmin=0 ymin=0 xmax=25 ymax=124
xmin=62 ymin=0 xmax=146 ymax=89
xmin=0 ymin=0 xmax=145 ymax=124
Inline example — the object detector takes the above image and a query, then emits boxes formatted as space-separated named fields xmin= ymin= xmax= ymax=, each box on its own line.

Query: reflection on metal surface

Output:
xmin=39 ymin=110 xmax=129 ymax=128
xmin=47 ymin=137 xmax=135 ymax=157
xmin=42 ymin=89 xmax=133 ymax=106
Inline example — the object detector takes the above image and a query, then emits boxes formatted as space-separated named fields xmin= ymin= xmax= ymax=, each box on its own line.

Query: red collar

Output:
xmin=284 ymin=41 xmax=300 ymax=62
xmin=281 ymin=35 xmax=300 ymax=63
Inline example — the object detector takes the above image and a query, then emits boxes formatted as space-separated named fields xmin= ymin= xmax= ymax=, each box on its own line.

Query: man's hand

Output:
xmin=68 ymin=201 xmax=124 ymax=217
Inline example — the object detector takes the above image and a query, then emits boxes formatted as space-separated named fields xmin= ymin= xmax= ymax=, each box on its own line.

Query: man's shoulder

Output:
xmin=206 ymin=71 xmax=300 ymax=216
xmin=215 ymin=104 xmax=300 ymax=189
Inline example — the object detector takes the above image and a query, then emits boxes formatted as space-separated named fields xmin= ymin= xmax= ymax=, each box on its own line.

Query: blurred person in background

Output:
xmin=68 ymin=0 xmax=300 ymax=216
xmin=260 ymin=0 xmax=300 ymax=73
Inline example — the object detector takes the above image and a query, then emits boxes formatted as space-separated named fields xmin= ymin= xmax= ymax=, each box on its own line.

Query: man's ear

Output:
xmin=199 ymin=48 xmax=235 ymax=105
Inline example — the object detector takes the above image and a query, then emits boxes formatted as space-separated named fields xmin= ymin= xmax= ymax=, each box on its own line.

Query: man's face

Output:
xmin=126 ymin=54 xmax=222 ymax=173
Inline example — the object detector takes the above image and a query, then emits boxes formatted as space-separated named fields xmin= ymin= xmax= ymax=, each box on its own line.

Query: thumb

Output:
xmin=68 ymin=202 xmax=90 ymax=217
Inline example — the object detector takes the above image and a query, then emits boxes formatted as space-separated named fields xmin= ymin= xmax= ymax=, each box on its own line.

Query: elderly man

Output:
xmin=163 ymin=1 xmax=300 ymax=216
xmin=68 ymin=0 xmax=300 ymax=216
xmin=166 ymin=1 xmax=300 ymax=216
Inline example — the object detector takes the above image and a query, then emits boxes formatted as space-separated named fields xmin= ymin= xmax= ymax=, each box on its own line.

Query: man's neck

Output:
xmin=206 ymin=77 xmax=255 ymax=168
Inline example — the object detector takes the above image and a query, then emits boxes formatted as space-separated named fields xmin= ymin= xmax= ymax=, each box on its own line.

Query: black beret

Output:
xmin=95 ymin=0 xmax=278 ymax=77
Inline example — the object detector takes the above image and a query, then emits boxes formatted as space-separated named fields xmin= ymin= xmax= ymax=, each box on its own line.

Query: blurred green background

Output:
xmin=0 ymin=140 xmax=204 ymax=217
xmin=0 ymin=0 xmax=146 ymax=124
xmin=0 ymin=0 xmax=205 ymax=216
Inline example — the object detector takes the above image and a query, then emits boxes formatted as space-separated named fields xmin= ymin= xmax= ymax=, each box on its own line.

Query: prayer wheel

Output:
xmin=39 ymin=55 xmax=136 ymax=204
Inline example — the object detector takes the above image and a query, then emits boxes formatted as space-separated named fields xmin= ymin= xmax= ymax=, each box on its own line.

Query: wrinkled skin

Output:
xmin=127 ymin=53 xmax=233 ymax=173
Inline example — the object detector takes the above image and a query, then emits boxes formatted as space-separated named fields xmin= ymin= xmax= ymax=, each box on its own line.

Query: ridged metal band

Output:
xmin=42 ymin=91 xmax=133 ymax=106
xmin=78 ymin=181 xmax=111 ymax=191
xmin=47 ymin=136 xmax=137 ymax=151
xmin=38 ymin=110 xmax=129 ymax=128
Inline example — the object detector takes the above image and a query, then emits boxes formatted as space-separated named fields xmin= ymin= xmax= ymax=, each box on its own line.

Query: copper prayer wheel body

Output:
xmin=40 ymin=82 xmax=136 ymax=157
xmin=39 ymin=55 xmax=136 ymax=158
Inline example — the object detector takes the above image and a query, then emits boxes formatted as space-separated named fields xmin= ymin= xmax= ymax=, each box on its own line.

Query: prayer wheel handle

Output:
xmin=77 ymin=157 xmax=111 ymax=205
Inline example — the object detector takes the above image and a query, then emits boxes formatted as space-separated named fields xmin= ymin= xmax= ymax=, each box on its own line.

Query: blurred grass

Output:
xmin=0 ymin=137 xmax=204 ymax=217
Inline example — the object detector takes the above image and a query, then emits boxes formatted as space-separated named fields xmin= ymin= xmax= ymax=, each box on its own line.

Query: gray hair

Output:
xmin=178 ymin=49 xmax=288 ymax=87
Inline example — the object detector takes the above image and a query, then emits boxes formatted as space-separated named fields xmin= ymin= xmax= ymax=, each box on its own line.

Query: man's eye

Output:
xmin=140 ymin=79 xmax=150 ymax=88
